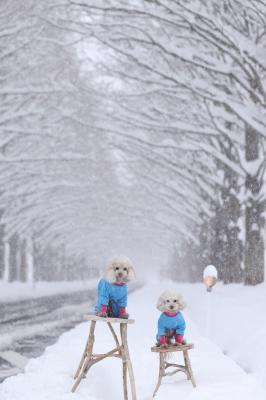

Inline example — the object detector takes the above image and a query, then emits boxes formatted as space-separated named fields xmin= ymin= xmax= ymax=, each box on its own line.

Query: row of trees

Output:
xmin=0 ymin=237 xmax=96 ymax=283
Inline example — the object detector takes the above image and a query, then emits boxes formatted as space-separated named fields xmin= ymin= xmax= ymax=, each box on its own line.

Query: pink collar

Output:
xmin=115 ymin=282 xmax=125 ymax=286
xmin=164 ymin=311 xmax=178 ymax=317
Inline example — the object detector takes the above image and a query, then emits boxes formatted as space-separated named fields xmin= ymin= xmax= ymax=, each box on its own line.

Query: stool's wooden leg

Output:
xmin=121 ymin=324 xmax=137 ymax=400
xmin=108 ymin=322 xmax=120 ymax=348
xmin=74 ymin=322 xmax=93 ymax=379
xmin=120 ymin=325 xmax=128 ymax=400
xmin=71 ymin=360 xmax=93 ymax=393
xmin=184 ymin=350 xmax=196 ymax=388
xmin=122 ymin=356 xmax=128 ymax=400
xmin=71 ymin=320 xmax=96 ymax=392
xmin=183 ymin=350 xmax=190 ymax=380
xmin=153 ymin=353 xmax=165 ymax=398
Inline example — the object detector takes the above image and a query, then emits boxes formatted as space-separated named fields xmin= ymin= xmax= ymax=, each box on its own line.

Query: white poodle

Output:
xmin=95 ymin=256 xmax=136 ymax=319
xmin=156 ymin=290 xmax=186 ymax=347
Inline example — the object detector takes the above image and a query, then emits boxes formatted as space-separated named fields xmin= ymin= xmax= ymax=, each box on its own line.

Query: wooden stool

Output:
xmin=151 ymin=344 xmax=196 ymax=397
xmin=71 ymin=315 xmax=137 ymax=400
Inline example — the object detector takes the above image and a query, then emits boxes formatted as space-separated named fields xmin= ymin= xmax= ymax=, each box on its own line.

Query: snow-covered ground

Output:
xmin=0 ymin=279 xmax=98 ymax=303
xmin=179 ymin=281 xmax=266 ymax=392
xmin=0 ymin=281 xmax=265 ymax=400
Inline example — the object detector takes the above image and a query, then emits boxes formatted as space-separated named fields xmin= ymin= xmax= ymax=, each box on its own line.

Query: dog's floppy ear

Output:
xmin=104 ymin=263 xmax=116 ymax=283
xmin=127 ymin=265 xmax=136 ymax=282
xmin=156 ymin=294 xmax=166 ymax=312
xmin=177 ymin=294 xmax=186 ymax=310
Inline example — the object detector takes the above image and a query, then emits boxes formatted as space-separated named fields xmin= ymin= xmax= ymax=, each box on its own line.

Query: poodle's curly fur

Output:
xmin=157 ymin=290 xmax=186 ymax=313
xmin=104 ymin=255 xmax=136 ymax=283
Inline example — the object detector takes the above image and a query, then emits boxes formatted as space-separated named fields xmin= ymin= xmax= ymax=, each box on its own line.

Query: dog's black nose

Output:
xmin=170 ymin=305 xmax=174 ymax=310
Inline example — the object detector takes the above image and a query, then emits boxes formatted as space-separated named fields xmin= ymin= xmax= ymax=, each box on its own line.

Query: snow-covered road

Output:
xmin=0 ymin=282 xmax=264 ymax=400
xmin=0 ymin=290 xmax=95 ymax=350
xmin=0 ymin=289 xmax=97 ymax=381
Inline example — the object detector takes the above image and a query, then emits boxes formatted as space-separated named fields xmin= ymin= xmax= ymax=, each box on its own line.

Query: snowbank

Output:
xmin=0 ymin=282 xmax=264 ymax=400
xmin=176 ymin=281 xmax=266 ymax=392
xmin=0 ymin=279 xmax=98 ymax=303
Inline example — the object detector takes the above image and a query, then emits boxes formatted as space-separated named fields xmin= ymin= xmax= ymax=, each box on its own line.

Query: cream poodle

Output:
xmin=95 ymin=256 xmax=136 ymax=319
xmin=156 ymin=290 xmax=186 ymax=347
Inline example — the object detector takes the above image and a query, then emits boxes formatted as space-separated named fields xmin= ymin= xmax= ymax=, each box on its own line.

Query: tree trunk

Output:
xmin=3 ymin=242 xmax=10 ymax=282
xmin=244 ymin=125 xmax=265 ymax=285
xmin=222 ymin=184 xmax=242 ymax=284
xmin=223 ymin=226 xmax=242 ymax=283
xmin=15 ymin=238 xmax=22 ymax=281
xmin=210 ymin=134 xmax=243 ymax=284
xmin=9 ymin=234 xmax=20 ymax=281
xmin=244 ymin=198 xmax=264 ymax=284
xmin=26 ymin=237 xmax=34 ymax=286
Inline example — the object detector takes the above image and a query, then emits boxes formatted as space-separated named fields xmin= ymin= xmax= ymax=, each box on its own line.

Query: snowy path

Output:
xmin=0 ymin=283 xmax=264 ymax=400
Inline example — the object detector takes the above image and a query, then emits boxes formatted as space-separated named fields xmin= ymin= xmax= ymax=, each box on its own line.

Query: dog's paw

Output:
xmin=96 ymin=312 xmax=108 ymax=318
xmin=119 ymin=313 xmax=129 ymax=319
xmin=174 ymin=339 xmax=186 ymax=346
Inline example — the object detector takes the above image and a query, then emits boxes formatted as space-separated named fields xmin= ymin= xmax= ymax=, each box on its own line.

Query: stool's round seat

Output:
xmin=151 ymin=343 xmax=194 ymax=353
xmin=85 ymin=315 xmax=135 ymax=324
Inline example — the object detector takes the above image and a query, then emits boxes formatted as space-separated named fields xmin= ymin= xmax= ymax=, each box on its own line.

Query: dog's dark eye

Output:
xmin=166 ymin=300 xmax=170 ymax=303
xmin=123 ymin=268 xmax=127 ymax=271
xmin=174 ymin=300 xmax=177 ymax=303
xmin=115 ymin=267 xmax=119 ymax=271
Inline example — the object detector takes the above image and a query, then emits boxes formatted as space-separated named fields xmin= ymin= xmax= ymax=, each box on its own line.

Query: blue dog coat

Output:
xmin=95 ymin=278 xmax=128 ymax=317
xmin=156 ymin=312 xmax=186 ymax=340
